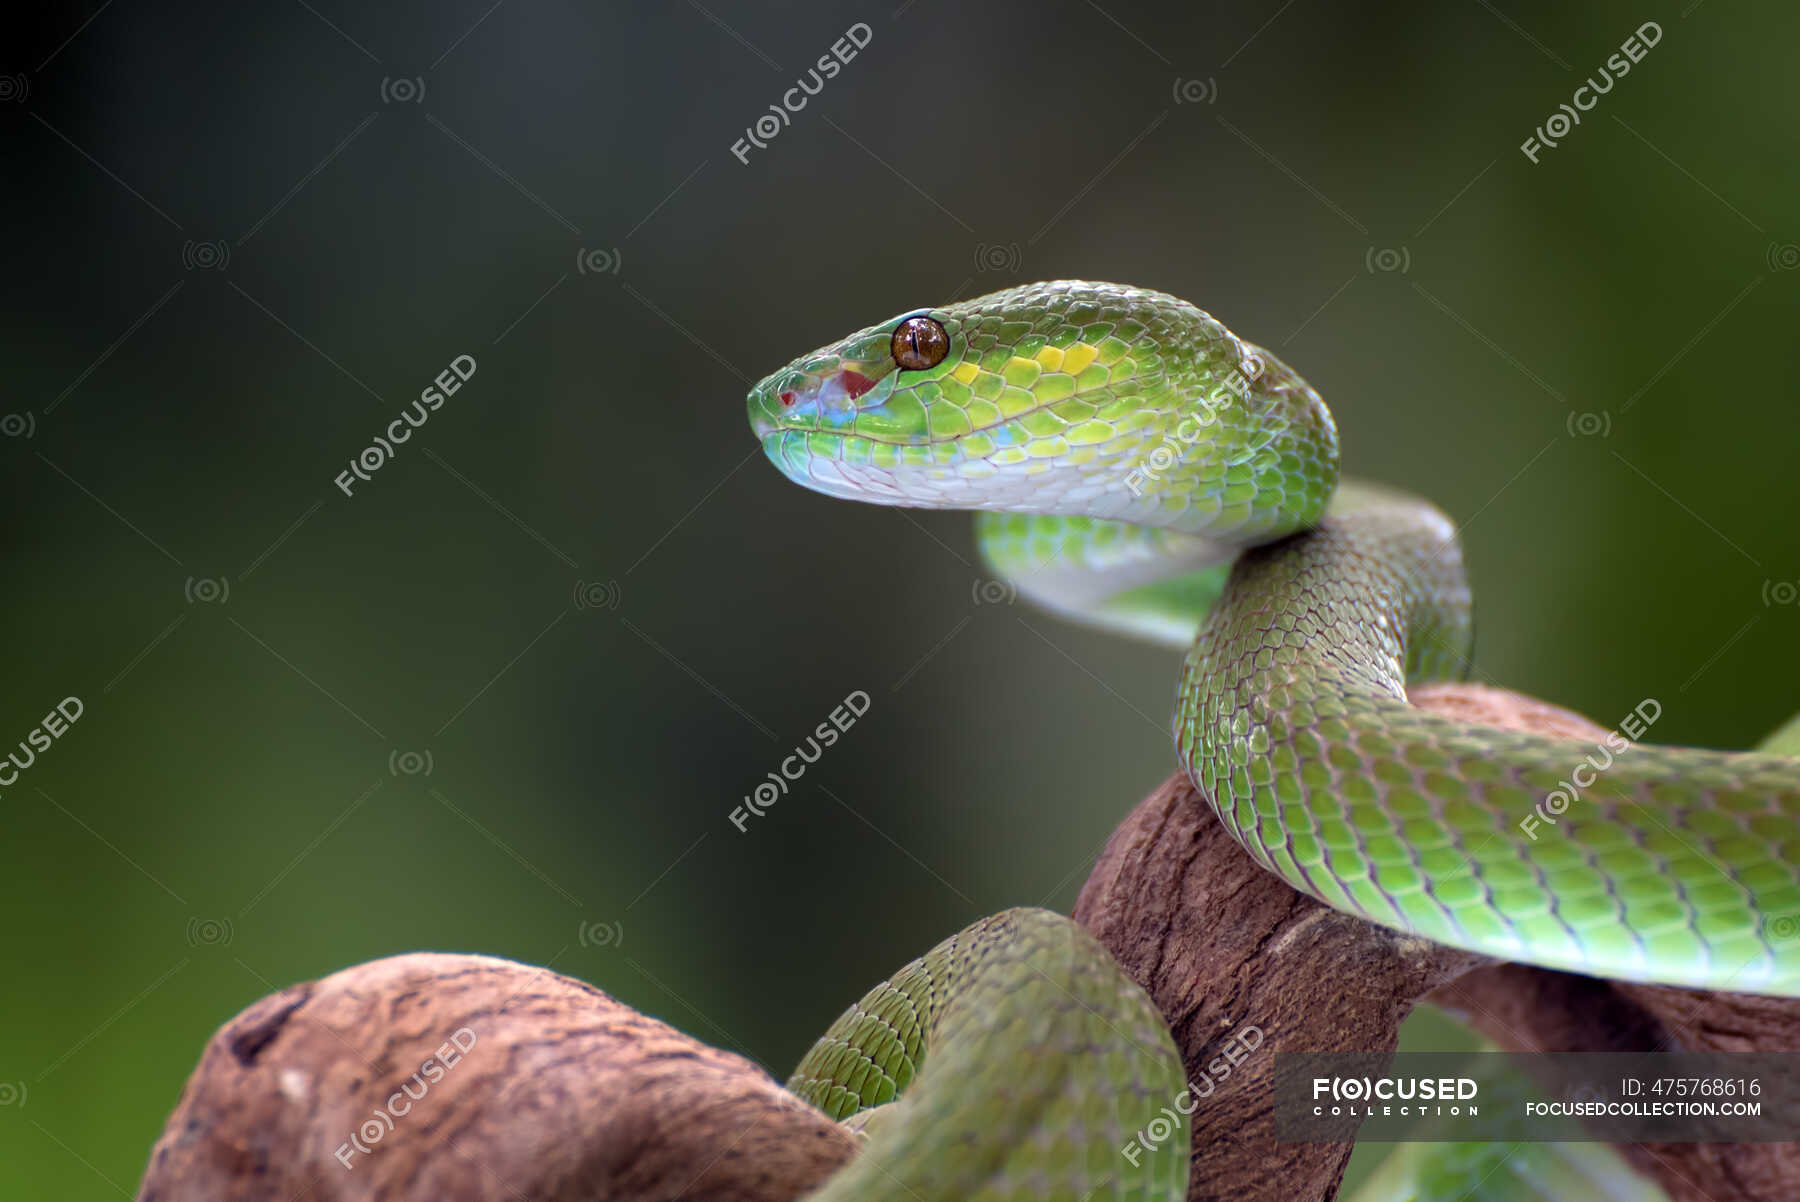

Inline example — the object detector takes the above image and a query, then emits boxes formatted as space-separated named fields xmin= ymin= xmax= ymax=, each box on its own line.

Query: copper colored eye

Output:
xmin=891 ymin=317 xmax=949 ymax=370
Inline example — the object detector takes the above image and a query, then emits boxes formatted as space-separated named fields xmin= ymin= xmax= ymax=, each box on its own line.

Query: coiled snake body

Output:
xmin=748 ymin=281 xmax=1800 ymax=1200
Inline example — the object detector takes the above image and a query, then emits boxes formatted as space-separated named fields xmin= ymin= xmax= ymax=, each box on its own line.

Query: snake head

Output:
xmin=748 ymin=280 xmax=1337 ymax=537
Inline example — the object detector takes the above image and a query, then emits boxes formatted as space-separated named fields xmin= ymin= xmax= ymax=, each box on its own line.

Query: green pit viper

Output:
xmin=746 ymin=280 xmax=1800 ymax=1201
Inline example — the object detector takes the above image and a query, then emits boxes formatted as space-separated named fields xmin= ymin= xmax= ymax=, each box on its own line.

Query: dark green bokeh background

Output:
xmin=5 ymin=2 xmax=1797 ymax=1195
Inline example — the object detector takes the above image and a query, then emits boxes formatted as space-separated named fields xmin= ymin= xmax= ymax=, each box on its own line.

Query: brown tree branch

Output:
xmin=136 ymin=684 xmax=1800 ymax=1202
xmin=136 ymin=953 xmax=857 ymax=1201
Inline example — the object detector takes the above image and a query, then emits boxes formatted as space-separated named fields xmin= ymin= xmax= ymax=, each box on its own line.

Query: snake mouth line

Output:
xmin=757 ymin=427 xmax=941 ymax=449
xmin=753 ymin=368 xmax=1173 ymax=453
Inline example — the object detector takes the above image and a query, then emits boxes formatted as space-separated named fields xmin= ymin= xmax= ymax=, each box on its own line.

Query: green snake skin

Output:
xmin=748 ymin=280 xmax=1800 ymax=1200
xmin=788 ymin=908 xmax=1188 ymax=1201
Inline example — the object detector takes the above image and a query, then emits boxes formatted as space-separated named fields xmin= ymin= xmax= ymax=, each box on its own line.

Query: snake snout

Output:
xmin=747 ymin=367 xmax=817 ymax=441
xmin=749 ymin=362 xmax=891 ymax=443
xmin=747 ymin=383 xmax=786 ymax=440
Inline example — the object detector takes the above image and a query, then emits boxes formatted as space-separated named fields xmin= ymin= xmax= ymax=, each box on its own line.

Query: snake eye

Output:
xmin=891 ymin=317 xmax=949 ymax=371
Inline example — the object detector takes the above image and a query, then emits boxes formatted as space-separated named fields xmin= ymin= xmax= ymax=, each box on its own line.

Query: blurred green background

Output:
xmin=4 ymin=1 xmax=1798 ymax=1196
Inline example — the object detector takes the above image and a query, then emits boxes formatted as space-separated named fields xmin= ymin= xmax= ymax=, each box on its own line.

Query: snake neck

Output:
xmin=1186 ymin=482 xmax=1477 ymax=697
xmin=973 ymin=479 xmax=1472 ymax=655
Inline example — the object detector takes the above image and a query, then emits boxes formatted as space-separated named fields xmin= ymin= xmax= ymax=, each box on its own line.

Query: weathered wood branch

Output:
xmin=136 ymin=953 xmax=857 ymax=1201
xmin=136 ymin=684 xmax=1800 ymax=1202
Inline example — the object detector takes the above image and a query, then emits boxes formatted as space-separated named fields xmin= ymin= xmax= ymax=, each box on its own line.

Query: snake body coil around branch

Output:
xmin=747 ymin=280 xmax=1800 ymax=1201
